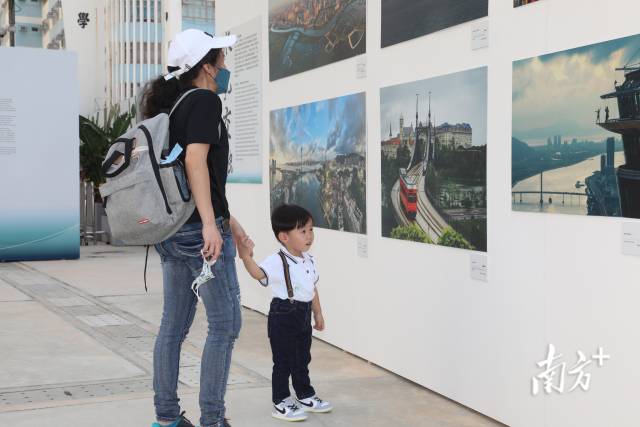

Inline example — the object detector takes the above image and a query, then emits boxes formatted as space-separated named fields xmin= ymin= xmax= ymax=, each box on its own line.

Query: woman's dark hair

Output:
xmin=271 ymin=204 xmax=314 ymax=242
xmin=140 ymin=48 xmax=221 ymax=119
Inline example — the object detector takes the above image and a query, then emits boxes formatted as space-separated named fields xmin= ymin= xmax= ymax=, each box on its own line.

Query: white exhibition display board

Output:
xmin=223 ymin=16 xmax=264 ymax=184
xmin=216 ymin=1 xmax=640 ymax=427
xmin=0 ymin=48 xmax=79 ymax=261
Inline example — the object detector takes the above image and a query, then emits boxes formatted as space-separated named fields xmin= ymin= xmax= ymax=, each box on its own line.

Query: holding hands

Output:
xmin=229 ymin=216 xmax=255 ymax=259
xmin=237 ymin=235 xmax=255 ymax=259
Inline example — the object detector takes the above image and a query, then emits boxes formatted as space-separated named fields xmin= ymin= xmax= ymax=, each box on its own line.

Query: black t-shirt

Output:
xmin=169 ymin=88 xmax=230 ymax=222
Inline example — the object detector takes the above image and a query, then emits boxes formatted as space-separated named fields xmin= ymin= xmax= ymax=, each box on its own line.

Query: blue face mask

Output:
xmin=214 ymin=67 xmax=231 ymax=95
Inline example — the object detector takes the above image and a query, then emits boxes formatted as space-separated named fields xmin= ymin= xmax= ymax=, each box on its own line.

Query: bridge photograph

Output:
xmin=512 ymin=33 xmax=640 ymax=218
xmin=380 ymin=67 xmax=488 ymax=252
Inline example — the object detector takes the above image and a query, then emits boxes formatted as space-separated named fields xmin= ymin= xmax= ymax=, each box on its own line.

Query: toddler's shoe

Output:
xmin=272 ymin=397 xmax=308 ymax=422
xmin=296 ymin=395 xmax=333 ymax=413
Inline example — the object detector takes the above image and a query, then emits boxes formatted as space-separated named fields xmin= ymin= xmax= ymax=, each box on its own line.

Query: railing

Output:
xmin=80 ymin=181 xmax=109 ymax=245
xmin=512 ymin=190 xmax=585 ymax=205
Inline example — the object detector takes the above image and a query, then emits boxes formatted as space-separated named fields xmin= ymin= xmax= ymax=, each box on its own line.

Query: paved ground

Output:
xmin=0 ymin=245 xmax=505 ymax=427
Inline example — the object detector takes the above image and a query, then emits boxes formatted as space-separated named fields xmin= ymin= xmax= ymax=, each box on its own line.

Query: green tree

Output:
xmin=79 ymin=104 xmax=136 ymax=197
xmin=391 ymin=223 xmax=433 ymax=243
xmin=396 ymin=144 xmax=411 ymax=169
xmin=437 ymin=227 xmax=474 ymax=250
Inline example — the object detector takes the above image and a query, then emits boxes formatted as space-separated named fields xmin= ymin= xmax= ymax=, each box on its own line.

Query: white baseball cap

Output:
xmin=165 ymin=29 xmax=237 ymax=80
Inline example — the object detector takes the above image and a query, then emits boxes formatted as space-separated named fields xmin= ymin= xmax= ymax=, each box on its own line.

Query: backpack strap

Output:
xmin=278 ymin=251 xmax=295 ymax=303
xmin=143 ymin=245 xmax=150 ymax=292
xmin=102 ymin=137 xmax=135 ymax=178
xmin=139 ymin=123 xmax=172 ymax=215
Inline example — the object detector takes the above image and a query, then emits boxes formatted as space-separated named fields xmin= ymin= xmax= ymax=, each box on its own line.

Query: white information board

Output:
xmin=223 ymin=16 xmax=264 ymax=184
xmin=0 ymin=48 xmax=79 ymax=261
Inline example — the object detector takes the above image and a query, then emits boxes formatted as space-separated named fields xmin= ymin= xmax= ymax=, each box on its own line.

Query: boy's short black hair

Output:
xmin=271 ymin=204 xmax=313 ymax=242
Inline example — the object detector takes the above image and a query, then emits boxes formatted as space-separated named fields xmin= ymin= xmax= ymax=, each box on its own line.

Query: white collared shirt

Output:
xmin=258 ymin=246 xmax=319 ymax=302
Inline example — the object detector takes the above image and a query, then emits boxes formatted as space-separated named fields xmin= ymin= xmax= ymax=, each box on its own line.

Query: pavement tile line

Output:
xmin=0 ymin=262 xmax=268 ymax=412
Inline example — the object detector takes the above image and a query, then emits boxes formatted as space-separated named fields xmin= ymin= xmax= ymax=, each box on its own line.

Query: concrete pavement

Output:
xmin=0 ymin=245 xmax=504 ymax=427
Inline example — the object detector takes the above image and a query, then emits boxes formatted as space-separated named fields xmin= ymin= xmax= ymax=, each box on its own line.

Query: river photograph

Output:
xmin=269 ymin=0 xmax=366 ymax=80
xmin=512 ymin=33 xmax=640 ymax=219
xmin=269 ymin=92 xmax=367 ymax=234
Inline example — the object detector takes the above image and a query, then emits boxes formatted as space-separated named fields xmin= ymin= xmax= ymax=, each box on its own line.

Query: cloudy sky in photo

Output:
xmin=513 ymin=33 xmax=640 ymax=146
xmin=270 ymin=92 xmax=366 ymax=164
xmin=380 ymin=67 xmax=488 ymax=146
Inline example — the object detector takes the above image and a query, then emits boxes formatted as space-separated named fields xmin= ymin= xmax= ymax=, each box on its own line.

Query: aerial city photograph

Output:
xmin=269 ymin=0 xmax=366 ymax=80
xmin=270 ymin=93 xmax=367 ymax=234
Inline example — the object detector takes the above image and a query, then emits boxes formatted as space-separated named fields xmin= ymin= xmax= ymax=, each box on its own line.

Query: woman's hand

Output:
xmin=229 ymin=216 xmax=255 ymax=257
xmin=229 ymin=216 xmax=248 ymax=243
xmin=202 ymin=223 xmax=223 ymax=261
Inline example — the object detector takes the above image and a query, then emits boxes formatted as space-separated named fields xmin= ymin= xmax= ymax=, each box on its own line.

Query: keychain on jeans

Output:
xmin=191 ymin=250 xmax=216 ymax=301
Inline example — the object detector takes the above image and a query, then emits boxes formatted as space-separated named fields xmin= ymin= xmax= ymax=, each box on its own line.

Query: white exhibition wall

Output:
xmin=217 ymin=1 xmax=640 ymax=426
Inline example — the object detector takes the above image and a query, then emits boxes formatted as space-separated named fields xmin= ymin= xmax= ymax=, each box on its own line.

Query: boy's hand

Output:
xmin=313 ymin=312 xmax=325 ymax=331
xmin=237 ymin=235 xmax=255 ymax=259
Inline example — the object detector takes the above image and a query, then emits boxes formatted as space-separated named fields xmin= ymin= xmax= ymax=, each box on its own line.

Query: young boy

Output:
xmin=237 ymin=204 xmax=333 ymax=422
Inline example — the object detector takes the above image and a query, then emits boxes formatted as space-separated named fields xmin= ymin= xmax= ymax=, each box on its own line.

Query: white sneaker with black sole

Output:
xmin=272 ymin=398 xmax=308 ymax=422
xmin=296 ymin=395 xmax=333 ymax=413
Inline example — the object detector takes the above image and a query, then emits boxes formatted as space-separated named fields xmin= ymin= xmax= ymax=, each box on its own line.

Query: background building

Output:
xmin=0 ymin=0 xmax=215 ymax=114
xmin=182 ymin=0 xmax=214 ymax=33
xmin=0 ymin=0 xmax=10 ymax=47
xmin=0 ymin=0 xmax=49 ymax=48
xmin=105 ymin=0 xmax=165 ymax=107
xmin=436 ymin=123 xmax=473 ymax=149
xmin=42 ymin=0 xmax=65 ymax=49
xmin=105 ymin=0 xmax=214 ymax=107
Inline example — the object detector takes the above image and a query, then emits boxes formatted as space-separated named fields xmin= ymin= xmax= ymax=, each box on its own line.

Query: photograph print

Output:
xmin=512 ymin=33 xmax=640 ymax=219
xmin=514 ymin=0 xmax=540 ymax=7
xmin=270 ymin=92 xmax=367 ymax=234
xmin=381 ymin=67 xmax=488 ymax=252
xmin=269 ymin=0 xmax=366 ymax=81
xmin=381 ymin=0 xmax=488 ymax=48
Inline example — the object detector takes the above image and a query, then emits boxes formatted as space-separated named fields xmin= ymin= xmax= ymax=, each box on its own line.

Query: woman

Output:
xmin=141 ymin=29 xmax=251 ymax=427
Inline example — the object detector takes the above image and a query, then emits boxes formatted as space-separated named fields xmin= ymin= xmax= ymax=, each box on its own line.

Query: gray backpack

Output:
xmin=99 ymin=89 xmax=202 ymax=246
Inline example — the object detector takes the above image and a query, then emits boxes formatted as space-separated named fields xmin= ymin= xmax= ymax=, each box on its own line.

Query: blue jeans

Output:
xmin=153 ymin=219 xmax=242 ymax=427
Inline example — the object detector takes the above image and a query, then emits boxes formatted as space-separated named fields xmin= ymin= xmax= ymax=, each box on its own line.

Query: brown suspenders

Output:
xmin=277 ymin=250 xmax=295 ymax=302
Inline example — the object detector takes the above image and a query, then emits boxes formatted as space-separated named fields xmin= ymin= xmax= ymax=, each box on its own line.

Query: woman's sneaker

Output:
xmin=151 ymin=411 xmax=196 ymax=427
xmin=272 ymin=397 xmax=308 ymax=422
xmin=296 ymin=395 xmax=333 ymax=413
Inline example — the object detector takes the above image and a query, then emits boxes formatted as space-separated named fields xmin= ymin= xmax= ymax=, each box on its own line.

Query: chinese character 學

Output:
xmin=78 ymin=12 xmax=90 ymax=29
